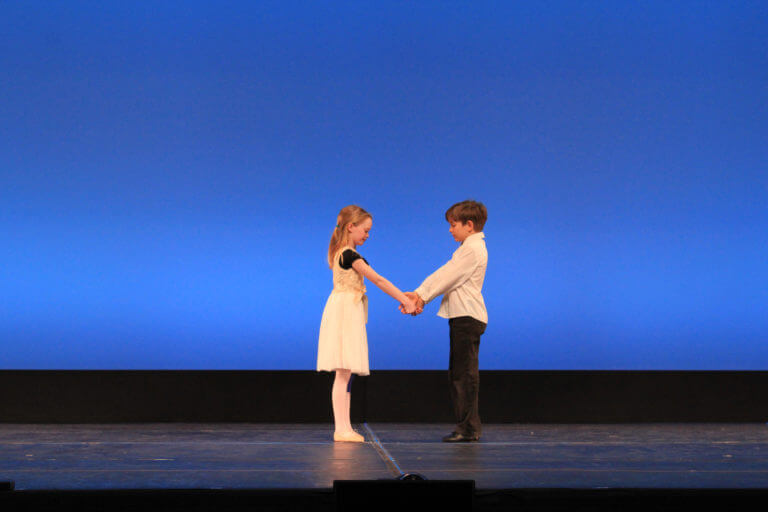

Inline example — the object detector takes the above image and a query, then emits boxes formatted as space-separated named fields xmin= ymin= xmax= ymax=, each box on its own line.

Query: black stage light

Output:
xmin=334 ymin=479 xmax=474 ymax=511
xmin=397 ymin=472 xmax=427 ymax=481
xmin=0 ymin=481 xmax=14 ymax=491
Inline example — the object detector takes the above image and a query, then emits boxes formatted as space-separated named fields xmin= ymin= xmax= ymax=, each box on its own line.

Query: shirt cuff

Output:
xmin=413 ymin=286 xmax=429 ymax=304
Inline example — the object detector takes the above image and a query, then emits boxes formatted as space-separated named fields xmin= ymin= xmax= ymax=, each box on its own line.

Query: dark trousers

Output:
xmin=448 ymin=316 xmax=486 ymax=436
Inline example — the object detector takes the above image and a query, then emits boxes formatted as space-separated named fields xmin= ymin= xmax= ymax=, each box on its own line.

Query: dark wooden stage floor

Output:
xmin=2 ymin=423 xmax=768 ymax=510
xmin=2 ymin=423 xmax=768 ymax=489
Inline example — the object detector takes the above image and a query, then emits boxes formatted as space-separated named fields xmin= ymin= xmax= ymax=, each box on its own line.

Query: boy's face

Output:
xmin=448 ymin=218 xmax=475 ymax=243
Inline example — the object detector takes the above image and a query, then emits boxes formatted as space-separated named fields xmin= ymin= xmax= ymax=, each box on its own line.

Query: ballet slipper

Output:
xmin=334 ymin=430 xmax=365 ymax=443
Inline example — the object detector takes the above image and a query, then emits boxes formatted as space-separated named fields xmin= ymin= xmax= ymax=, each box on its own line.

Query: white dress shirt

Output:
xmin=414 ymin=232 xmax=488 ymax=324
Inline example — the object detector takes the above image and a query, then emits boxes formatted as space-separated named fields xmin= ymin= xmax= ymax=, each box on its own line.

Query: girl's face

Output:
xmin=348 ymin=217 xmax=372 ymax=247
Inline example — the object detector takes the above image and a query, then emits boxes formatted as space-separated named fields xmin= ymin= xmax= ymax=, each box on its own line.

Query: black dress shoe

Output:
xmin=442 ymin=431 xmax=479 ymax=442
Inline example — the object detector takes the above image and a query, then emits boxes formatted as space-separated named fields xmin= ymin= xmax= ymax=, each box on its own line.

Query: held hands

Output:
xmin=400 ymin=296 xmax=418 ymax=315
xmin=399 ymin=292 xmax=425 ymax=316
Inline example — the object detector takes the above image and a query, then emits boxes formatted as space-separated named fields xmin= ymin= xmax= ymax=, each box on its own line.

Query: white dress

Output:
xmin=316 ymin=249 xmax=369 ymax=376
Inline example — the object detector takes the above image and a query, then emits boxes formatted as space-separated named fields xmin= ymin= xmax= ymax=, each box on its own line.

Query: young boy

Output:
xmin=402 ymin=200 xmax=488 ymax=442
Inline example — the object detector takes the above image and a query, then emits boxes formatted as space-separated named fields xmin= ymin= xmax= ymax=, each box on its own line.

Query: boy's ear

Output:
xmin=465 ymin=220 xmax=475 ymax=232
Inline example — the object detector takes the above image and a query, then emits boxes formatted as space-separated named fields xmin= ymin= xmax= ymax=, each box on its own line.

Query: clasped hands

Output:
xmin=399 ymin=291 xmax=425 ymax=316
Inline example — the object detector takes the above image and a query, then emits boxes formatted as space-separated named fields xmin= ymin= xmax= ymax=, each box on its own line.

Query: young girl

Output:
xmin=317 ymin=205 xmax=417 ymax=442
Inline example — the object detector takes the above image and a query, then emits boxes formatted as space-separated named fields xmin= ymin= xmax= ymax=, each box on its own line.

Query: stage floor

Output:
xmin=1 ymin=423 xmax=767 ymax=490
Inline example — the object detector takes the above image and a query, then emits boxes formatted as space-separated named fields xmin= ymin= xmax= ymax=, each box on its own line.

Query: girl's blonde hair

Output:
xmin=328 ymin=205 xmax=372 ymax=267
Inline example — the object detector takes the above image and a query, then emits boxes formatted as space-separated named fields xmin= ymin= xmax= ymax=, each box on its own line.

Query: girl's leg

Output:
xmin=332 ymin=369 xmax=363 ymax=442
xmin=344 ymin=373 xmax=355 ymax=430
xmin=332 ymin=369 xmax=352 ymax=433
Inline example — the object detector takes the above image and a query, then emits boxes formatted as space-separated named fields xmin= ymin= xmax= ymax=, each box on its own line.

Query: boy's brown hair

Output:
xmin=445 ymin=200 xmax=487 ymax=231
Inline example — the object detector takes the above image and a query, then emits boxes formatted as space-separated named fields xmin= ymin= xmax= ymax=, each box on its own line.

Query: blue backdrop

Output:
xmin=1 ymin=1 xmax=766 ymax=369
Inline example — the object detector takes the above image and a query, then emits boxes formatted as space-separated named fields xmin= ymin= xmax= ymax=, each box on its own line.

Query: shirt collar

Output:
xmin=463 ymin=232 xmax=484 ymax=244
